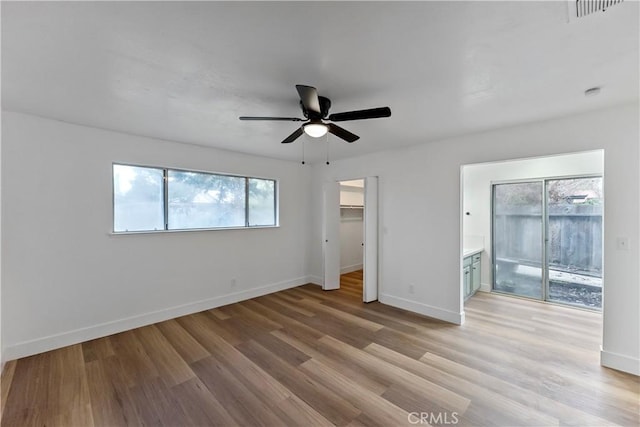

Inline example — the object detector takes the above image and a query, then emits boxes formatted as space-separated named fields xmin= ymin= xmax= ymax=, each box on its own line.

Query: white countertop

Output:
xmin=463 ymin=247 xmax=484 ymax=258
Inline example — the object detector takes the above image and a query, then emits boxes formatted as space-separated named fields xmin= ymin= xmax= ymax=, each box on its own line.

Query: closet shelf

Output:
xmin=340 ymin=205 xmax=364 ymax=209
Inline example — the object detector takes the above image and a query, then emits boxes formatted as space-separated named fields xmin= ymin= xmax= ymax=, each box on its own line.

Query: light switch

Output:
xmin=616 ymin=237 xmax=629 ymax=251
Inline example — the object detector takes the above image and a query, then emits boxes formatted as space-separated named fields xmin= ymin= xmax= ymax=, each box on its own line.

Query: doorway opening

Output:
xmin=322 ymin=177 xmax=378 ymax=302
xmin=461 ymin=150 xmax=604 ymax=310
xmin=339 ymin=179 xmax=365 ymax=299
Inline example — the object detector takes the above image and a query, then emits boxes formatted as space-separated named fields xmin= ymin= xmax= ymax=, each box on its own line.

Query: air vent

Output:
xmin=575 ymin=0 xmax=624 ymax=18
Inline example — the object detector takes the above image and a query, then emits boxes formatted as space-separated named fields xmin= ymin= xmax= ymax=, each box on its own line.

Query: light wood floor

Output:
xmin=2 ymin=274 xmax=638 ymax=426
xmin=338 ymin=269 xmax=363 ymax=300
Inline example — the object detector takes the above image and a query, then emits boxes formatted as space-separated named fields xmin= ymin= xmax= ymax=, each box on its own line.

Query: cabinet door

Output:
xmin=464 ymin=265 xmax=472 ymax=297
xmin=472 ymin=261 xmax=481 ymax=292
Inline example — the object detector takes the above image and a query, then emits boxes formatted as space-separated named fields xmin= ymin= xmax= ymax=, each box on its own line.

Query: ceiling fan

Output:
xmin=239 ymin=85 xmax=391 ymax=144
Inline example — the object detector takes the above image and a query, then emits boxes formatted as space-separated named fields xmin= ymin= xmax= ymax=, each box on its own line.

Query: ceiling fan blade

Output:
xmin=328 ymin=107 xmax=391 ymax=122
xmin=296 ymin=85 xmax=321 ymax=114
xmin=328 ymin=123 xmax=359 ymax=143
xmin=239 ymin=116 xmax=304 ymax=121
xmin=281 ymin=127 xmax=304 ymax=144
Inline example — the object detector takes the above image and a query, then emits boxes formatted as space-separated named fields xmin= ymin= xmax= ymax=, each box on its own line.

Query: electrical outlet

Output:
xmin=616 ymin=237 xmax=630 ymax=251
xmin=409 ymin=284 xmax=415 ymax=294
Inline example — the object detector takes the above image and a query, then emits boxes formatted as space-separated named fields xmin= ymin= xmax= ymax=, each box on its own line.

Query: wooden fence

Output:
xmin=494 ymin=204 xmax=602 ymax=276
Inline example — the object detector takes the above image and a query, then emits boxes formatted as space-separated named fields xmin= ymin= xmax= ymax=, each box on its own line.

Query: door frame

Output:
xmin=322 ymin=176 xmax=379 ymax=302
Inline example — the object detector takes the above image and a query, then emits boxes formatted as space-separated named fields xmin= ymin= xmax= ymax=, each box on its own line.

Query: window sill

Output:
xmin=109 ymin=225 xmax=280 ymax=236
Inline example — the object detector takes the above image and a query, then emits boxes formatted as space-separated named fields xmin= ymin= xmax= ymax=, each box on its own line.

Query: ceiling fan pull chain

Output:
xmin=326 ymin=133 xmax=330 ymax=165
xmin=301 ymin=138 xmax=306 ymax=165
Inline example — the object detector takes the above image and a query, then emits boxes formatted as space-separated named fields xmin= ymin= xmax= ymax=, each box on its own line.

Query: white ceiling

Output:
xmin=2 ymin=1 xmax=638 ymax=163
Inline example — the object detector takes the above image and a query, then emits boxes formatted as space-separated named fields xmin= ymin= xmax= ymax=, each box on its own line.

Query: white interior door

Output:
xmin=363 ymin=177 xmax=378 ymax=302
xmin=323 ymin=181 xmax=340 ymax=290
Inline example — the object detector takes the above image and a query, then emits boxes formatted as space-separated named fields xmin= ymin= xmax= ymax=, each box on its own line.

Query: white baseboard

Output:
xmin=600 ymin=348 xmax=640 ymax=376
xmin=3 ymin=276 xmax=312 ymax=362
xmin=479 ymin=283 xmax=491 ymax=292
xmin=379 ymin=293 xmax=464 ymax=325
xmin=340 ymin=263 xmax=363 ymax=274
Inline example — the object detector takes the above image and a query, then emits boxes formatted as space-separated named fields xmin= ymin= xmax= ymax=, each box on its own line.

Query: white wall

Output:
xmin=0 ymin=108 xmax=3 ymax=371
xmin=340 ymin=218 xmax=363 ymax=273
xmin=463 ymin=150 xmax=604 ymax=290
xmin=309 ymin=103 xmax=639 ymax=375
xmin=340 ymin=184 xmax=364 ymax=273
xmin=1 ymin=111 xmax=312 ymax=360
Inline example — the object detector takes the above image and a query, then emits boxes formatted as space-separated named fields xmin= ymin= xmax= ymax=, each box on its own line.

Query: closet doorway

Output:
xmin=322 ymin=177 xmax=378 ymax=302
xmin=338 ymin=179 xmax=366 ymax=299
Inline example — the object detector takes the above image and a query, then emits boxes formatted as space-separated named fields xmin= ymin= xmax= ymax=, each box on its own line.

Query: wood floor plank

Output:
xmin=251 ymin=331 xmax=311 ymax=367
xmin=84 ymin=356 xmax=142 ymax=426
xmin=321 ymin=298 xmax=420 ymax=335
xmin=299 ymin=358 xmax=413 ymax=427
xmin=243 ymin=298 xmax=325 ymax=341
xmin=366 ymin=342 xmax=560 ymax=426
xmin=107 ymin=330 xmax=160 ymax=388
xmin=177 ymin=312 xmax=294 ymax=405
xmin=269 ymin=293 xmax=317 ymax=317
xmin=235 ymin=338 xmax=361 ymax=426
xmin=415 ymin=319 xmax=639 ymax=415
xmin=81 ymin=337 xmax=115 ymax=363
xmin=381 ymin=383 xmax=456 ymax=425
xmin=208 ymin=307 xmax=231 ymax=320
xmin=46 ymin=344 xmax=94 ymax=427
xmin=254 ymin=294 xmax=321 ymax=323
xmin=0 ymin=360 xmax=17 ymax=419
xmin=292 ymin=309 xmax=377 ymax=349
xmin=171 ymin=377 xmax=239 ymax=427
xmin=185 ymin=310 xmax=248 ymax=346
xmin=271 ymin=328 xmax=390 ymax=395
xmin=296 ymin=297 xmax=386 ymax=332
xmin=189 ymin=355 xmax=270 ymax=426
xmin=128 ymin=376 xmax=190 ymax=426
xmin=155 ymin=318 xmax=210 ymax=364
xmin=134 ymin=324 xmax=195 ymax=387
xmin=320 ymin=335 xmax=471 ymax=414
xmin=190 ymin=353 xmax=292 ymax=426
xmin=219 ymin=301 xmax=284 ymax=330
xmin=1 ymin=353 xmax=51 ymax=427
xmin=276 ymin=395 xmax=335 ymax=427
xmin=2 ymin=270 xmax=638 ymax=427
xmin=418 ymin=350 xmax=624 ymax=426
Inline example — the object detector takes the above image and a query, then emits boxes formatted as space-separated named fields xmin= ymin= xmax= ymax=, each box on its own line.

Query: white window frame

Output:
xmin=112 ymin=163 xmax=279 ymax=234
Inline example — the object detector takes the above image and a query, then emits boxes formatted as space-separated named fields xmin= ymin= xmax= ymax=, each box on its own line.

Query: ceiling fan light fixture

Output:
xmin=239 ymin=84 xmax=389 ymax=144
xmin=303 ymin=122 xmax=328 ymax=138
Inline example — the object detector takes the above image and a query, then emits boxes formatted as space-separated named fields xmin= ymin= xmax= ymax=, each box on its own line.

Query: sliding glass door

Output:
xmin=492 ymin=177 xmax=603 ymax=309
xmin=546 ymin=178 xmax=603 ymax=308
xmin=493 ymin=182 xmax=544 ymax=299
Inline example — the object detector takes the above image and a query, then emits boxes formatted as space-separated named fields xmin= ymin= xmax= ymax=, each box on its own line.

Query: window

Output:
xmin=113 ymin=164 xmax=277 ymax=232
xmin=248 ymin=178 xmax=276 ymax=226
xmin=168 ymin=171 xmax=246 ymax=229
xmin=113 ymin=165 xmax=165 ymax=232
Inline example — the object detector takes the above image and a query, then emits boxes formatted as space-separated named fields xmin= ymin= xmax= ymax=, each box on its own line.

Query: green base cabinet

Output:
xmin=464 ymin=253 xmax=482 ymax=300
